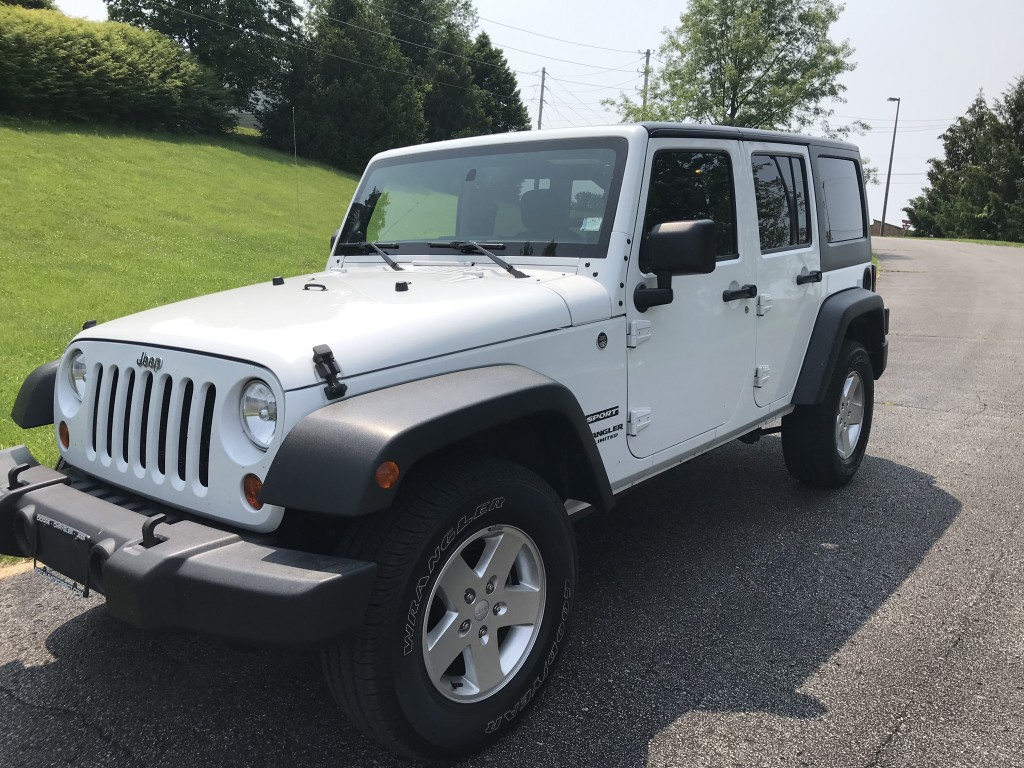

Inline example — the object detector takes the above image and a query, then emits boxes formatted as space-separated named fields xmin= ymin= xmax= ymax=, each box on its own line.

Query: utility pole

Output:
xmin=880 ymin=96 xmax=901 ymax=237
xmin=641 ymin=49 xmax=651 ymax=120
xmin=538 ymin=67 xmax=546 ymax=130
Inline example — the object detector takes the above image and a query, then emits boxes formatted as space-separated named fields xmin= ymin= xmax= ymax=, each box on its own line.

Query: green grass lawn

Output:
xmin=940 ymin=237 xmax=1024 ymax=248
xmin=0 ymin=119 xmax=359 ymax=465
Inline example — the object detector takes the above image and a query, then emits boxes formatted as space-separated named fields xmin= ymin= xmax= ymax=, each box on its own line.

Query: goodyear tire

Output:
xmin=782 ymin=340 xmax=874 ymax=487
xmin=322 ymin=457 xmax=577 ymax=761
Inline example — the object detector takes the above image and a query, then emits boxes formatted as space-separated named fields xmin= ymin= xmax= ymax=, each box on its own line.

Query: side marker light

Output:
xmin=375 ymin=461 xmax=400 ymax=489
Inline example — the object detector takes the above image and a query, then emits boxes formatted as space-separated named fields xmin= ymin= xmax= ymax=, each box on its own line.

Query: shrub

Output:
xmin=0 ymin=6 xmax=234 ymax=133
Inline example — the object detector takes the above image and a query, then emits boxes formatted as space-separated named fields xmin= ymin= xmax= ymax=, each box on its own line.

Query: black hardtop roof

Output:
xmin=640 ymin=122 xmax=860 ymax=153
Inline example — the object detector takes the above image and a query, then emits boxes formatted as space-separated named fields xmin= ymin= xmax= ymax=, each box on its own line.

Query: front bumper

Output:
xmin=0 ymin=446 xmax=376 ymax=646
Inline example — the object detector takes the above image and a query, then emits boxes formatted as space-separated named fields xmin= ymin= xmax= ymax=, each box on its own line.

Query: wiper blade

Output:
xmin=334 ymin=241 xmax=403 ymax=271
xmin=428 ymin=241 xmax=527 ymax=279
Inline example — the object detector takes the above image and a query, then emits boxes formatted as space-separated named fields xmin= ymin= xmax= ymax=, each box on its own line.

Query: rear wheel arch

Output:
xmin=793 ymin=287 xmax=887 ymax=406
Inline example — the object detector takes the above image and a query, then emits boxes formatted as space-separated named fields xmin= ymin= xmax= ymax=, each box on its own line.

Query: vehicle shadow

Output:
xmin=0 ymin=439 xmax=957 ymax=768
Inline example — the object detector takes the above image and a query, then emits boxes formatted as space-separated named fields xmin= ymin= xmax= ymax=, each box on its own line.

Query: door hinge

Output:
xmin=756 ymin=293 xmax=773 ymax=316
xmin=627 ymin=407 xmax=652 ymax=436
xmin=627 ymin=319 xmax=652 ymax=348
xmin=754 ymin=365 xmax=771 ymax=388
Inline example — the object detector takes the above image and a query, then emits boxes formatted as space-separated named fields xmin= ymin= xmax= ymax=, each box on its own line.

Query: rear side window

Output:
xmin=644 ymin=150 xmax=738 ymax=260
xmin=818 ymin=157 xmax=866 ymax=243
xmin=751 ymin=154 xmax=810 ymax=251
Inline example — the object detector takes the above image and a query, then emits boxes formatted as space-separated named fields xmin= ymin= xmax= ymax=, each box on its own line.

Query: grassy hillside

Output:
xmin=0 ymin=120 xmax=359 ymax=465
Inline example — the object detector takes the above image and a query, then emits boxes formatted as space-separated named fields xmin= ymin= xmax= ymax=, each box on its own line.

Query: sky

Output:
xmin=54 ymin=0 xmax=1024 ymax=227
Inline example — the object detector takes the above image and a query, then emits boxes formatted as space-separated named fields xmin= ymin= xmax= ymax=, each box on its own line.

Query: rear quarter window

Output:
xmin=818 ymin=157 xmax=866 ymax=243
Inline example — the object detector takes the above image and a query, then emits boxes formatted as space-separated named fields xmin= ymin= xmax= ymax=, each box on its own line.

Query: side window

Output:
xmin=818 ymin=157 xmax=866 ymax=243
xmin=644 ymin=150 xmax=738 ymax=260
xmin=751 ymin=153 xmax=810 ymax=252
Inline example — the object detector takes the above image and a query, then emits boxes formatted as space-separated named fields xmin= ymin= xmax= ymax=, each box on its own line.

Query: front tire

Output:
xmin=323 ymin=457 xmax=576 ymax=761
xmin=782 ymin=340 xmax=874 ymax=487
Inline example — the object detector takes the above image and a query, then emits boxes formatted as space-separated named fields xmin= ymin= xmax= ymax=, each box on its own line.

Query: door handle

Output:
xmin=796 ymin=270 xmax=822 ymax=285
xmin=722 ymin=284 xmax=757 ymax=302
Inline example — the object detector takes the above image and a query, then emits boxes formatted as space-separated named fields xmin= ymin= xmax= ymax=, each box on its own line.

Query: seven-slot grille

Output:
xmin=88 ymin=364 xmax=216 ymax=488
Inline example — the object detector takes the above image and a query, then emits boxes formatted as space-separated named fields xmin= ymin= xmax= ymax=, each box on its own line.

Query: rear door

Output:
xmin=744 ymin=142 xmax=823 ymax=406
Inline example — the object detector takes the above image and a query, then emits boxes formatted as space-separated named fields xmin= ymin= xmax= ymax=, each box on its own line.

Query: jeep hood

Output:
xmin=76 ymin=267 xmax=610 ymax=389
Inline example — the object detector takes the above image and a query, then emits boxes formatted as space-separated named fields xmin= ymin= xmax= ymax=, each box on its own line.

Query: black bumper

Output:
xmin=0 ymin=446 xmax=376 ymax=646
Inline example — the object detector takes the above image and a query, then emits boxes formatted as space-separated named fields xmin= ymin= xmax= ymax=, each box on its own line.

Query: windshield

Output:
xmin=337 ymin=138 xmax=628 ymax=259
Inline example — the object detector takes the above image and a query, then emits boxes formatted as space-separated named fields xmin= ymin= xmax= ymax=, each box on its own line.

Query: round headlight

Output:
xmin=240 ymin=380 xmax=278 ymax=449
xmin=68 ymin=350 xmax=87 ymax=401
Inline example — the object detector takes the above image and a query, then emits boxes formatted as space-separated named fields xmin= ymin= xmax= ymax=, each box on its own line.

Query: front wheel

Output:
xmin=782 ymin=340 xmax=874 ymax=487
xmin=323 ymin=457 xmax=576 ymax=761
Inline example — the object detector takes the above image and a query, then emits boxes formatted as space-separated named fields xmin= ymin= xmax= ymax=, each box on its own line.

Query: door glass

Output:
xmin=644 ymin=150 xmax=738 ymax=259
xmin=752 ymin=154 xmax=810 ymax=252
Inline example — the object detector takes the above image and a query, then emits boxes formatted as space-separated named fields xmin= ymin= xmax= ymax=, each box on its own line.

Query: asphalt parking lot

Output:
xmin=2 ymin=237 xmax=1022 ymax=767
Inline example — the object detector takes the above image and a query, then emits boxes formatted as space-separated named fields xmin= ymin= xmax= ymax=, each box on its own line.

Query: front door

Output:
xmin=626 ymin=139 xmax=758 ymax=459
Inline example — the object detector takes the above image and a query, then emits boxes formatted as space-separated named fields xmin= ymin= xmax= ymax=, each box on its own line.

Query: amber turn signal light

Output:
xmin=242 ymin=474 xmax=264 ymax=510
xmin=58 ymin=421 xmax=70 ymax=449
xmin=375 ymin=461 xmax=400 ymax=489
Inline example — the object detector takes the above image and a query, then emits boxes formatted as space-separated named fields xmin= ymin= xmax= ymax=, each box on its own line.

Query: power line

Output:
xmin=547 ymin=78 xmax=614 ymax=124
xmin=149 ymin=0 xmax=480 ymax=93
xmin=545 ymin=91 xmax=598 ymax=127
xmin=359 ymin=0 xmax=645 ymax=75
xmin=834 ymin=113 xmax=957 ymax=123
xmin=546 ymin=74 xmax=643 ymax=91
xmin=319 ymin=10 xmax=529 ymax=75
xmin=542 ymin=98 xmax=582 ymax=128
xmin=473 ymin=13 xmax=640 ymax=54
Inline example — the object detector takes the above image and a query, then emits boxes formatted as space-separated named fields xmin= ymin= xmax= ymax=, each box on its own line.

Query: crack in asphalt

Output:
xmin=0 ymin=683 xmax=146 ymax=767
xmin=862 ymin=700 xmax=910 ymax=768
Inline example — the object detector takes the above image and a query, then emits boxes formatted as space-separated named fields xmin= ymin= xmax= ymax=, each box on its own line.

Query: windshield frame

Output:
xmin=332 ymin=136 xmax=630 ymax=264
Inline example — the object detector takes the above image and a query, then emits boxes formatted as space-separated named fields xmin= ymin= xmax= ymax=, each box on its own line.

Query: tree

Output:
xmin=257 ymin=0 xmax=425 ymax=173
xmin=904 ymin=80 xmax=1024 ymax=242
xmin=375 ymin=0 xmax=528 ymax=141
xmin=104 ymin=0 xmax=301 ymax=110
xmin=606 ymin=0 xmax=858 ymax=134
xmin=259 ymin=0 xmax=528 ymax=171
xmin=1 ymin=0 xmax=58 ymax=9
xmin=469 ymin=32 xmax=530 ymax=134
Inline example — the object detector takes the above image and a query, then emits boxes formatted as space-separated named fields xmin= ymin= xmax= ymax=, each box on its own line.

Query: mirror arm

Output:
xmin=634 ymin=277 xmax=674 ymax=313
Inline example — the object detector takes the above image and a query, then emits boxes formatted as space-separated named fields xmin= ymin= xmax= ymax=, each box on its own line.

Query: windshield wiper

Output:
xmin=334 ymin=241 xmax=403 ymax=271
xmin=428 ymin=241 xmax=527 ymax=279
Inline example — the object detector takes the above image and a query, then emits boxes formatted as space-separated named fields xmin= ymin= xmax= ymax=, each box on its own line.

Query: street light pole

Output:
xmin=879 ymin=96 xmax=901 ymax=237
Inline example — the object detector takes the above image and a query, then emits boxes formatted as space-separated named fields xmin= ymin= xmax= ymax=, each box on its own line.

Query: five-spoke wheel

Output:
xmin=322 ymin=457 xmax=576 ymax=761
xmin=783 ymin=340 xmax=874 ymax=486
xmin=423 ymin=525 xmax=546 ymax=702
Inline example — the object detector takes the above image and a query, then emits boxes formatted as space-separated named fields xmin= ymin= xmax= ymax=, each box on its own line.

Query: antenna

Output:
xmin=293 ymin=106 xmax=300 ymax=261
xmin=538 ymin=67 xmax=546 ymax=129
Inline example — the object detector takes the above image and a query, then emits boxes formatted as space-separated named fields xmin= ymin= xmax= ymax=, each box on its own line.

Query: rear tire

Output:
xmin=782 ymin=340 xmax=874 ymax=487
xmin=322 ymin=457 xmax=576 ymax=761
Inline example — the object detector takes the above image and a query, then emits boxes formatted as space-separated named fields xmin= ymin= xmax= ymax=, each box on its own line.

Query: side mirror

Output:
xmin=330 ymin=231 xmax=339 ymax=254
xmin=635 ymin=220 xmax=717 ymax=312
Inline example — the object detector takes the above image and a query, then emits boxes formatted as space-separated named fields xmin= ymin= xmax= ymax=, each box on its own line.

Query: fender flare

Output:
xmin=261 ymin=365 xmax=614 ymax=517
xmin=793 ymin=288 xmax=888 ymax=406
xmin=12 ymin=360 xmax=59 ymax=429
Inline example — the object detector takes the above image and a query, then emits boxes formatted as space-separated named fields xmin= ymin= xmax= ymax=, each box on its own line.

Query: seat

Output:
xmin=515 ymin=189 xmax=581 ymax=242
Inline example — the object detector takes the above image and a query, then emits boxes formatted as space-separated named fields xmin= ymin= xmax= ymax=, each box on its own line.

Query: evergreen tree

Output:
xmin=379 ymin=0 xmax=483 ymax=142
xmin=469 ymin=32 xmax=530 ymax=133
xmin=904 ymin=80 xmax=1024 ymax=242
xmin=104 ymin=0 xmax=301 ymax=110
xmin=257 ymin=0 xmax=425 ymax=172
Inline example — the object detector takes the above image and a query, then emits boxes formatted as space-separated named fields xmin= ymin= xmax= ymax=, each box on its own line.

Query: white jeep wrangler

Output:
xmin=2 ymin=123 xmax=887 ymax=760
